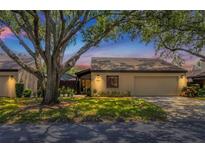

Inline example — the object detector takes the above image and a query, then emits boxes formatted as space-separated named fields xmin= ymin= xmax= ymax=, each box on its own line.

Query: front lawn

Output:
xmin=195 ymin=97 xmax=205 ymax=100
xmin=0 ymin=97 xmax=166 ymax=123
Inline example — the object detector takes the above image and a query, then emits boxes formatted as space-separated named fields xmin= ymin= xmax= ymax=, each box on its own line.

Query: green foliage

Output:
xmin=86 ymin=88 xmax=91 ymax=97
xmin=15 ymin=83 xmax=24 ymax=98
xmin=60 ymin=86 xmax=75 ymax=97
xmin=60 ymin=86 xmax=66 ymax=95
xmin=23 ymin=89 xmax=32 ymax=98
xmin=180 ymin=84 xmax=200 ymax=97
xmin=67 ymin=67 xmax=83 ymax=76
xmin=197 ymin=88 xmax=205 ymax=97
xmin=37 ymin=89 xmax=43 ymax=97
xmin=124 ymin=11 xmax=205 ymax=64
xmin=93 ymin=89 xmax=97 ymax=96
xmin=0 ymin=97 xmax=166 ymax=123
xmin=66 ymin=88 xmax=75 ymax=97
xmin=99 ymin=91 xmax=131 ymax=97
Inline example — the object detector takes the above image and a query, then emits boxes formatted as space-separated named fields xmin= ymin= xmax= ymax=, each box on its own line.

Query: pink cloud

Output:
xmin=0 ymin=27 xmax=13 ymax=39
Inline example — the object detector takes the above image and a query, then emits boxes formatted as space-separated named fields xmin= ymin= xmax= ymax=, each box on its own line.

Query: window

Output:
xmin=106 ymin=75 xmax=119 ymax=88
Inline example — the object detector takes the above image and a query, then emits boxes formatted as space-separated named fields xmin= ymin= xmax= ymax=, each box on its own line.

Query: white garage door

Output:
xmin=134 ymin=76 xmax=178 ymax=96
xmin=0 ymin=76 xmax=8 ymax=97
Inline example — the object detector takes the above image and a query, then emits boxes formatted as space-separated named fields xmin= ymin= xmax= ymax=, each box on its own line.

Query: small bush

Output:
xmin=126 ymin=91 xmax=131 ymax=97
xmin=67 ymin=88 xmax=75 ymax=97
xmin=86 ymin=88 xmax=91 ymax=97
xmin=60 ymin=86 xmax=66 ymax=95
xmin=37 ymin=89 xmax=43 ymax=97
xmin=93 ymin=89 xmax=97 ymax=96
xmin=180 ymin=85 xmax=199 ymax=97
xmin=23 ymin=89 xmax=32 ymax=98
xmin=197 ymin=88 xmax=205 ymax=97
xmin=59 ymin=87 xmax=75 ymax=97
xmin=98 ymin=91 xmax=131 ymax=97
xmin=15 ymin=83 xmax=24 ymax=98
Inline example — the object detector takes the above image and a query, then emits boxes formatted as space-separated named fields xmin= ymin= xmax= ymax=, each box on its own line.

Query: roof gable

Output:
xmin=91 ymin=57 xmax=187 ymax=73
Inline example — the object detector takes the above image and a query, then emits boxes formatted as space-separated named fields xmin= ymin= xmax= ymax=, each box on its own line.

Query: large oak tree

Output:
xmin=127 ymin=11 xmax=205 ymax=65
xmin=0 ymin=10 xmax=142 ymax=104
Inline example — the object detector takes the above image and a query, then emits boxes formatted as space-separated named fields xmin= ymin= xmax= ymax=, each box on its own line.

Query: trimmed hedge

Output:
xmin=15 ymin=83 xmax=24 ymax=98
xmin=23 ymin=89 xmax=32 ymax=98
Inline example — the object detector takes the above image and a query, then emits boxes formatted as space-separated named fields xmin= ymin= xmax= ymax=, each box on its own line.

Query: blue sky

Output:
xmin=75 ymin=39 xmax=156 ymax=65
xmin=0 ymin=27 xmax=198 ymax=69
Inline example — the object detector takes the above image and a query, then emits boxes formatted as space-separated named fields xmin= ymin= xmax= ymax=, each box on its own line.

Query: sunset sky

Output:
xmin=0 ymin=26 xmax=199 ymax=69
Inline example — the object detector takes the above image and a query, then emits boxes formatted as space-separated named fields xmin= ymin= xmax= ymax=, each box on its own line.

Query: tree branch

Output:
xmin=0 ymin=19 xmax=35 ymax=59
xmin=159 ymin=35 xmax=205 ymax=60
xmin=61 ymin=11 xmax=134 ymax=73
xmin=0 ymin=39 xmax=41 ymax=78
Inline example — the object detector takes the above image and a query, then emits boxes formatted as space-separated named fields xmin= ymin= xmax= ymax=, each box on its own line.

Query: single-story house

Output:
xmin=0 ymin=55 xmax=77 ymax=97
xmin=187 ymin=59 xmax=205 ymax=88
xmin=188 ymin=71 xmax=205 ymax=88
xmin=0 ymin=55 xmax=38 ymax=97
xmin=76 ymin=57 xmax=188 ymax=96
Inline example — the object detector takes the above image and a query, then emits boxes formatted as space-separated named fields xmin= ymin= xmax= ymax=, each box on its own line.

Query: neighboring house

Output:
xmin=76 ymin=57 xmax=187 ymax=96
xmin=188 ymin=59 xmax=205 ymax=88
xmin=0 ymin=55 xmax=38 ymax=97
xmin=60 ymin=73 xmax=77 ymax=90
xmin=0 ymin=55 xmax=77 ymax=97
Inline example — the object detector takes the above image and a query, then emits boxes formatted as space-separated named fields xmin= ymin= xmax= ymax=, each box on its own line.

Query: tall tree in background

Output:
xmin=126 ymin=11 xmax=205 ymax=65
xmin=0 ymin=10 xmax=141 ymax=104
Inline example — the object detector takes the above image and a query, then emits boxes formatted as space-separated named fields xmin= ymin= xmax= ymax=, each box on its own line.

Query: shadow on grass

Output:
xmin=0 ymin=97 xmax=167 ymax=124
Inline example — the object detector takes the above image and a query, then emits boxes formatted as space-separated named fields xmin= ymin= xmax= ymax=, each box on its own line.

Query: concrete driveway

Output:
xmin=142 ymin=97 xmax=205 ymax=121
xmin=0 ymin=97 xmax=205 ymax=143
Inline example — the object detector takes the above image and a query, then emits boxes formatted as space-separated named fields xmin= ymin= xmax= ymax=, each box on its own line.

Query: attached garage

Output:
xmin=0 ymin=71 xmax=18 ymax=97
xmin=0 ymin=76 xmax=10 ymax=97
xmin=134 ymin=76 xmax=178 ymax=96
xmin=83 ymin=57 xmax=188 ymax=96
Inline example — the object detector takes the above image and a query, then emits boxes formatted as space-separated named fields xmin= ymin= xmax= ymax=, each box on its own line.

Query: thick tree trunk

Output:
xmin=42 ymin=61 xmax=60 ymax=105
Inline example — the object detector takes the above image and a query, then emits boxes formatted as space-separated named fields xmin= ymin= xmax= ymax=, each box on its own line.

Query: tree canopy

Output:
xmin=125 ymin=11 xmax=205 ymax=65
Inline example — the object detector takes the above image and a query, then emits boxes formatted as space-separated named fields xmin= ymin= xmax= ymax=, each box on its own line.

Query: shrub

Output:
xmin=86 ymin=88 xmax=91 ymax=97
xmin=59 ymin=87 xmax=75 ymax=97
xmin=98 ymin=91 xmax=131 ymax=97
xmin=105 ymin=91 xmax=110 ymax=96
xmin=180 ymin=85 xmax=199 ymax=97
xmin=197 ymin=88 xmax=205 ymax=97
xmin=67 ymin=88 xmax=75 ymax=97
xmin=93 ymin=89 xmax=97 ymax=96
xmin=15 ymin=83 xmax=24 ymax=98
xmin=126 ymin=91 xmax=131 ymax=97
xmin=23 ymin=89 xmax=32 ymax=98
xmin=37 ymin=89 xmax=43 ymax=97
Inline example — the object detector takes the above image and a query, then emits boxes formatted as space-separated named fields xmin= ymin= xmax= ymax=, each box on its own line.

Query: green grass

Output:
xmin=195 ymin=97 xmax=205 ymax=100
xmin=0 ymin=97 xmax=167 ymax=123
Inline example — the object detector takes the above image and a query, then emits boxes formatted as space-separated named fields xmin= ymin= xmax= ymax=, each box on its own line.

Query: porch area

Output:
xmin=76 ymin=69 xmax=91 ymax=95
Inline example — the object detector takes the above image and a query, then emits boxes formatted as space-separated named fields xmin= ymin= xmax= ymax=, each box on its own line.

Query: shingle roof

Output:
xmin=60 ymin=73 xmax=76 ymax=81
xmin=0 ymin=55 xmax=33 ymax=70
xmin=190 ymin=71 xmax=205 ymax=78
xmin=91 ymin=57 xmax=187 ymax=73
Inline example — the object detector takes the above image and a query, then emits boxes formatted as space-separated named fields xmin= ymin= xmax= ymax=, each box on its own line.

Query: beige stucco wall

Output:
xmin=0 ymin=71 xmax=18 ymax=97
xmin=91 ymin=72 xmax=187 ymax=96
xmin=0 ymin=70 xmax=38 ymax=98
xmin=18 ymin=69 xmax=38 ymax=94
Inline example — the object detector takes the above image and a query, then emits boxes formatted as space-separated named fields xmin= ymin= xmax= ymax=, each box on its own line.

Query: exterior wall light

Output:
xmin=180 ymin=75 xmax=184 ymax=79
xmin=10 ymin=75 xmax=14 ymax=79
xmin=96 ymin=75 xmax=101 ymax=81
